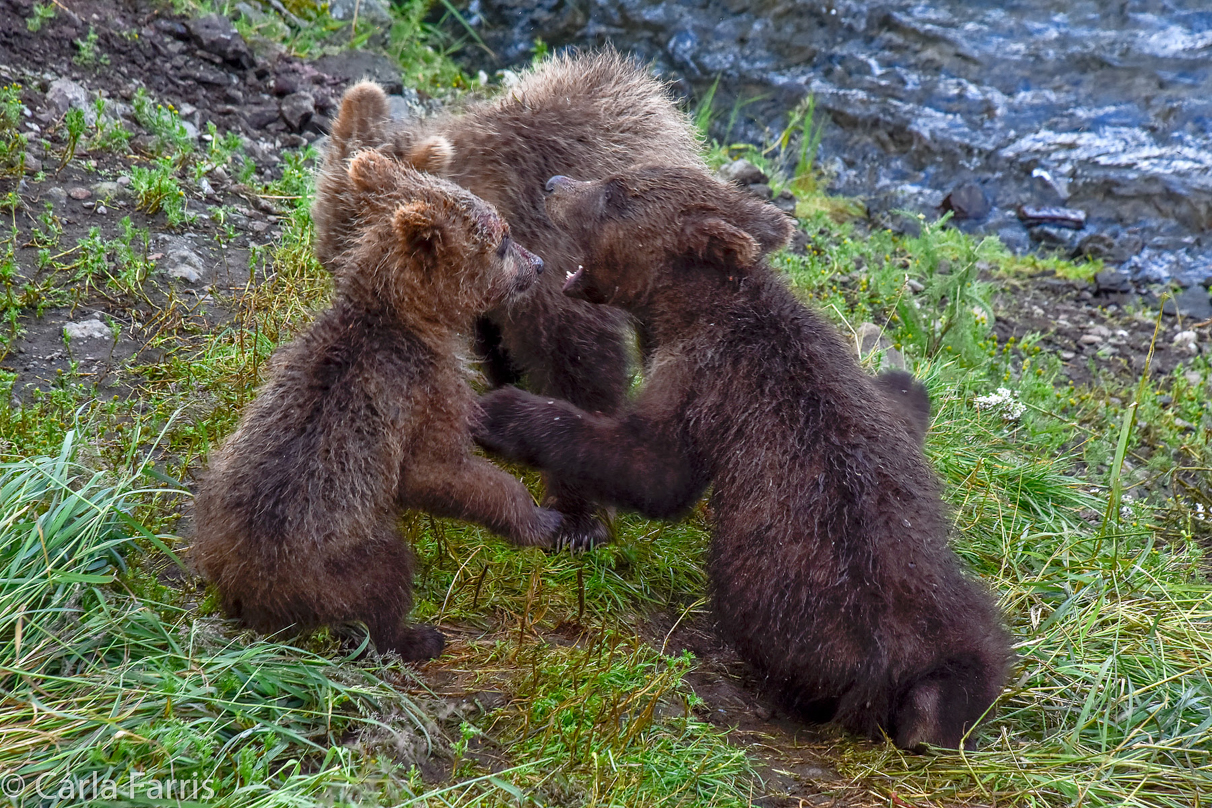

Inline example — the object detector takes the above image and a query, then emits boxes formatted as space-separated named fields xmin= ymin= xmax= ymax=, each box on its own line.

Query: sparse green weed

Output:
xmin=25 ymin=1 xmax=55 ymax=31
xmin=73 ymin=25 xmax=110 ymax=68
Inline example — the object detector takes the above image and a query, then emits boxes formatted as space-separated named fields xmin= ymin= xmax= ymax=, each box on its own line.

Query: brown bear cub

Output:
xmin=193 ymin=151 xmax=560 ymax=660
xmin=475 ymin=166 xmax=1012 ymax=749
xmin=312 ymin=52 xmax=787 ymax=550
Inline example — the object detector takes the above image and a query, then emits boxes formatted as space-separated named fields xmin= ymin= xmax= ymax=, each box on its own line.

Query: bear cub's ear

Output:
xmin=347 ymin=150 xmax=400 ymax=193
xmin=392 ymin=201 xmax=447 ymax=258
xmin=405 ymin=136 xmax=454 ymax=174
xmin=679 ymin=216 xmax=761 ymax=270
xmin=331 ymin=81 xmax=391 ymax=157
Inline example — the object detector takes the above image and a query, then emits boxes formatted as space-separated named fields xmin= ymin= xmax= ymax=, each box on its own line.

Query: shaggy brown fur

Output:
xmin=875 ymin=369 xmax=932 ymax=444
xmin=475 ymin=166 xmax=1012 ymax=750
xmin=312 ymin=51 xmax=788 ymax=549
xmin=193 ymin=152 xmax=560 ymax=660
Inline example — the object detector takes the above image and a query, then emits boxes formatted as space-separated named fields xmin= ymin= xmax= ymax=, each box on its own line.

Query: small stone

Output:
xmin=754 ymin=705 xmax=773 ymax=721
xmin=1173 ymin=330 xmax=1199 ymax=355
xmin=68 ymin=187 xmax=91 ymax=200
xmin=717 ymin=158 xmax=767 ymax=186
xmin=90 ymin=181 xmax=122 ymax=198
xmin=198 ymin=177 xmax=215 ymax=197
xmin=116 ymin=175 xmax=131 ymax=187
xmin=746 ymin=183 xmax=773 ymax=201
xmin=95 ymin=204 xmax=107 ymax=215
xmin=157 ymin=238 xmax=207 ymax=284
xmin=279 ymin=92 xmax=316 ymax=133
xmin=774 ymin=189 xmax=797 ymax=214
xmin=46 ymin=186 xmax=67 ymax=204
xmin=1185 ymin=370 xmax=1202 ymax=386
xmin=64 ymin=318 xmax=111 ymax=341
xmin=907 ymin=279 xmax=925 ymax=293
xmin=185 ymin=14 xmax=255 ymax=69
xmin=1175 ymin=418 xmax=1196 ymax=431
xmin=45 ymin=78 xmax=94 ymax=123
xmin=1095 ymin=268 xmax=1132 ymax=293
xmin=211 ymin=166 xmax=229 ymax=184
xmin=23 ymin=154 xmax=41 ymax=174
xmin=1017 ymin=205 xmax=1087 ymax=230
xmin=940 ymin=182 xmax=990 ymax=220
xmin=1061 ymin=350 xmax=1076 ymax=360
xmin=1079 ymin=333 xmax=1103 ymax=345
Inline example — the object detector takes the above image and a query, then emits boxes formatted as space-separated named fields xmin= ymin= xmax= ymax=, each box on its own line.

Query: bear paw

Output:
xmin=552 ymin=508 xmax=612 ymax=553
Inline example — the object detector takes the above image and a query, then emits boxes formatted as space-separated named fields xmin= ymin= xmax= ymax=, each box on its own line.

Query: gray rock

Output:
xmin=23 ymin=153 xmax=41 ymax=174
xmin=45 ymin=187 xmax=67 ymax=204
xmin=717 ymin=158 xmax=767 ymax=186
xmin=387 ymin=90 xmax=432 ymax=121
xmin=1029 ymin=224 xmax=1079 ymax=251
xmin=90 ymin=181 xmax=123 ymax=199
xmin=157 ymin=238 xmax=206 ymax=284
xmin=746 ymin=183 xmax=774 ymax=201
xmin=774 ymin=189 xmax=797 ymax=214
xmin=941 ymin=182 xmax=990 ymax=220
xmin=314 ymin=51 xmax=403 ymax=94
xmin=855 ymin=322 xmax=906 ymax=370
xmin=64 ymin=317 xmax=111 ymax=342
xmin=45 ymin=79 xmax=94 ymax=124
xmin=279 ymin=92 xmax=315 ymax=133
xmin=186 ymin=14 xmax=255 ymax=70
xmin=1095 ymin=268 xmax=1133 ymax=294
xmin=326 ymin=0 xmax=394 ymax=28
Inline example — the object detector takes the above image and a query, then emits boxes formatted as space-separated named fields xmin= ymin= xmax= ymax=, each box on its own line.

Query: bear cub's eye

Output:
xmin=497 ymin=236 xmax=511 ymax=258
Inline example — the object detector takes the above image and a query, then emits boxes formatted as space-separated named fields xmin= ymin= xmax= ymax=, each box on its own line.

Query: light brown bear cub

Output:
xmin=477 ymin=166 xmax=1012 ymax=749
xmin=193 ymin=151 xmax=558 ymax=660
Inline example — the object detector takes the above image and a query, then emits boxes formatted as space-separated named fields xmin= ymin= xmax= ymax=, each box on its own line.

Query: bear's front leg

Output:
xmin=400 ymin=454 xmax=563 ymax=548
xmin=474 ymin=386 xmax=709 ymax=522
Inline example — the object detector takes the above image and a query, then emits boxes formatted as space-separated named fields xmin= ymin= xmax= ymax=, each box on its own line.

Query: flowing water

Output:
xmin=454 ymin=0 xmax=1212 ymax=291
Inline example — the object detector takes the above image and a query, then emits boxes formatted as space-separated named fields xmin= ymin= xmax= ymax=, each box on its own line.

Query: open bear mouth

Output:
xmin=562 ymin=265 xmax=585 ymax=293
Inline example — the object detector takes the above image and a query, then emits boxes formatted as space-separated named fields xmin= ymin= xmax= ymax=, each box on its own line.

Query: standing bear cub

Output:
xmin=475 ymin=166 xmax=1012 ymax=749
xmin=193 ymin=151 xmax=560 ymax=660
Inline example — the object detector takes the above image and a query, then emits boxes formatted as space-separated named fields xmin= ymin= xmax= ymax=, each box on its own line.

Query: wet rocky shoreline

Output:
xmin=456 ymin=0 xmax=1212 ymax=312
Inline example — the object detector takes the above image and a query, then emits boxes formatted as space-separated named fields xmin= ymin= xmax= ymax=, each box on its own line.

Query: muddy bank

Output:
xmin=456 ymin=0 xmax=1212 ymax=305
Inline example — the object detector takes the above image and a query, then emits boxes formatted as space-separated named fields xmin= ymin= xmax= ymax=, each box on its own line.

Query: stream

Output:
xmin=451 ymin=0 xmax=1212 ymax=303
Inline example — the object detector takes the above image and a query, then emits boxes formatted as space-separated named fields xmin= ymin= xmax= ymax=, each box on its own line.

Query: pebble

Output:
xmin=1172 ymin=330 xmax=1199 ymax=355
xmin=156 ymin=237 xmax=207 ymax=284
xmin=717 ymin=158 xmax=768 ymax=186
xmin=96 ymin=205 xmax=107 ymax=215
xmin=68 ymin=187 xmax=91 ymax=201
xmin=907 ymin=279 xmax=925 ymax=293
xmin=1079 ymin=333 xmax=1103 ymax=345
xmin=90 ymin=181 xmax=122 ymax=198
xmin=63 ymin=318 xmax=111 ymax=341
xmin=45 ymin=187 xmax=67 ymax=204
xmin=940 ymin=182 xmax=990 ymax=220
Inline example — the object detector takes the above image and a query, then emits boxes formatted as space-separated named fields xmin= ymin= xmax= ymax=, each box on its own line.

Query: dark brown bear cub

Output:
xmin=475 ymin=166 xmax=1012 ymax=749
xmin=312 ymin=53 xmax=788 ymax=550
xmin=193 ymin=151 xmax=560 ymax=660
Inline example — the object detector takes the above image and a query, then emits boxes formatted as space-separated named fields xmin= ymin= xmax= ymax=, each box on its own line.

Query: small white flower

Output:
xmin=974 ymin=387 xmax=1026 ymax=421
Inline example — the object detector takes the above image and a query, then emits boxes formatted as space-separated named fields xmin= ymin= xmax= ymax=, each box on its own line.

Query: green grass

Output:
xmin=4 ymin=3 xmax=1212 ymax=806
